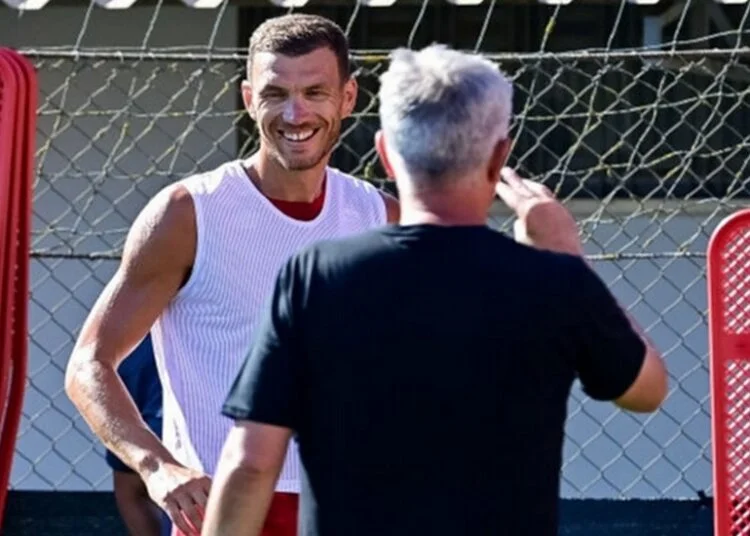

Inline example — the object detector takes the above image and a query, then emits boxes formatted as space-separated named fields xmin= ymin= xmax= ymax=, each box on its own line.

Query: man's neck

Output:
xmin=396 ymin=180 xmax=490 ymax=227
xmin=398 ymin=206 xmax=488 ymax=227
xmin=244 ymin=151 xmax=328 ymax=203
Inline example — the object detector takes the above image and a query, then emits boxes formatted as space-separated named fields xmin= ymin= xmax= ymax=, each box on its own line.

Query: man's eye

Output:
xmin=262 ymin=91 xmax=285 ymax=99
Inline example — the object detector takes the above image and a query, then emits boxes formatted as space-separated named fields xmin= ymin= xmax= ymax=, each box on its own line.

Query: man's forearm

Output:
xmin=201 ymin=464 xmax=277 ymax=536
xmin=65 ymin=356 xmax=175 ymax=477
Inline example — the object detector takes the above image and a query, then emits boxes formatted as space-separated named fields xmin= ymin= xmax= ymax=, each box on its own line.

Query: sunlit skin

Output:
xmin=241 ymin=47 xmax=357 ymax=201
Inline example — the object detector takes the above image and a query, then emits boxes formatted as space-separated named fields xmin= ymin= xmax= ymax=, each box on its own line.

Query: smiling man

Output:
xmin=65 ymin=13 xmax=398 ymax=536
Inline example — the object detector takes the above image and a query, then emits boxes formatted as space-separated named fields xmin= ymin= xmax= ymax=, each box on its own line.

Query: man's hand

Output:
xmin=143 ymin=461 xmax=212 ymax=535
xmin=495 ymin=167 xmax=584 ymax=256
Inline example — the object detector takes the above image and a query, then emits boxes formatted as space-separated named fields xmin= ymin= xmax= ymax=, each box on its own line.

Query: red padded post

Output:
xmin=0 ymin=48 xmax=35 ymax=531
xmin=708 ymin=208 xmax=750 ymax=536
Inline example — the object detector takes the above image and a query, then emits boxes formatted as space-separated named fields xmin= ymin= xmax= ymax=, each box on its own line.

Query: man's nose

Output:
xmin=282 ymin=97 xmax=308 ymax=125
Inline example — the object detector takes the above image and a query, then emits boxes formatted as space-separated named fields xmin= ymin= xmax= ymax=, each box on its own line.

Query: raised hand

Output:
xmin=495 ymin=167 xmax=584 ymax=256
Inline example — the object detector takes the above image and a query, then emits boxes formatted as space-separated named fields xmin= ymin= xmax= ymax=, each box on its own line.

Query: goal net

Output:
xmin=4 ymin=0 xmax=748 ymax=513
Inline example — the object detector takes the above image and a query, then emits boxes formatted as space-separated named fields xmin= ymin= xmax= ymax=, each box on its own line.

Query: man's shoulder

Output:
xmin=175 ymin=160 xmax=242 ymax=195
xmin=140 ymin=181 xmax=197 ymax=237
xmin=473 ymin=231 xmax=592 ymax=293
xmin=290 ymin=227 xmax=394 ymax=271
xmin=312 ymin=226 xmax=392 ymax=254
xmin=122 ymin=181 xmax=198 ymax=274
xmin=326 ymin=167 xmax=398 ymax=223
xmin=522 ymin=243 xmax=587 ymax=270
xmin=327 ymin=167 xmax=381 ymax=196
xmin=491 ymin=231 xmax=586 ymax=268
xmin=326 ymin=166 xmax=371 ymax=184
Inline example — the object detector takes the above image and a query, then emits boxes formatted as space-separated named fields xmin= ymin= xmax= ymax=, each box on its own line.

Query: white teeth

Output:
xmin=282 ymin=130 xmax=314 ymax=142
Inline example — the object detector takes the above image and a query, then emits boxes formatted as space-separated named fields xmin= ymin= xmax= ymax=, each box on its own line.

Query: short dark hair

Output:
xmin=247 ymin=14 xmax=351 ymax=81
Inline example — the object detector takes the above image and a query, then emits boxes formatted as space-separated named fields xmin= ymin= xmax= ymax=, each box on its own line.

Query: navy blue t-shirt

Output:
xmin=222 ymin=224 xmax=646 ymax=536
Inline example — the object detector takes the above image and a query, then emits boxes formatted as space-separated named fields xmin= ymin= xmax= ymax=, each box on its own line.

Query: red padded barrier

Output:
xmin=0 ymin=48 xmax=35 ymax=531
xmin=708 ymin=208 xmax=750 ymax=536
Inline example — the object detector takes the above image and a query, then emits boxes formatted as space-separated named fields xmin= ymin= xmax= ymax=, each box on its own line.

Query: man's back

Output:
xmin=226 ymin=224 xmax=646 ymax=536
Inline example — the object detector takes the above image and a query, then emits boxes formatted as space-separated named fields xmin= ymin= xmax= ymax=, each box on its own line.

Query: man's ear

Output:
xmin=241 ymin=80 xmax=256 ymax=121
xmin=488 ymin=137 xmax=512 ymax=184
xmin=341 ymin=77 xmax=358 ymax=119
xmin=375 ymin=130 xmax=396 ymax=180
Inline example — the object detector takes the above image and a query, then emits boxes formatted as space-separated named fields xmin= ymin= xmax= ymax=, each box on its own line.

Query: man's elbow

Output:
xmin=64 ymin=354 xmax=86 ymax=402
xmin=64 ymin=350 xmax=106 ymax=406
xmin=226 ymin=460 xmax=277 ymax=483
xmin=217 ymin=421 xmax=290 ymax=480
xmin=619 ymin=378 xmax=667 ymax=413
xmin=214 ymin=448 xmax=280 ymax=493
xmin=227 ymin=445 xmax=282 ymax=480
xmin=648 ymin=360 xmax=669 ymax=410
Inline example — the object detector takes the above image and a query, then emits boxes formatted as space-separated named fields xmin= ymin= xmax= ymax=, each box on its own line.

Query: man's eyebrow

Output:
xmin=259 ymin=84 xmax=286 ymax=93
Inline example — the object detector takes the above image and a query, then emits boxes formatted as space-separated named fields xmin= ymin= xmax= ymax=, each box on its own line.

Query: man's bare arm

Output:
xmin=202 ymin=421 xmax=292 ymax=536
xmin=64 ymin=184 xmax=208 ymax=534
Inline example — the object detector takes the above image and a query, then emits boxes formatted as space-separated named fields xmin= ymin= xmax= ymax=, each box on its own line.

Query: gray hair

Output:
xmin=378 ymin=44 xmax=513 ymax=183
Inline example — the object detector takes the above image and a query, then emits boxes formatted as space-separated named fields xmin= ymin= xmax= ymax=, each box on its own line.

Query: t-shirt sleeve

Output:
xmin=570 ymin=258 xmax=647 ymax=401
xmin=221 ymin=257 xmax=304 ymax=430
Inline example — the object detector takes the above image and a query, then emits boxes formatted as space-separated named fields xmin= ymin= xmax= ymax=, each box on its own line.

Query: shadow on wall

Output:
xmin=2 ymin=491 xmax=714 ymax=536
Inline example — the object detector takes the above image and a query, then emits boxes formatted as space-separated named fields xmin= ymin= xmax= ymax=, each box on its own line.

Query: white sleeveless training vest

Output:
xmin=150 ymin=159 xmax=387 ymax=492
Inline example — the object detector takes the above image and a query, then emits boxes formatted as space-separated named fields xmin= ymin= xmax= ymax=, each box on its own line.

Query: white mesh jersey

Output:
xmin=150 ymin=159 xmax=387 ymax=492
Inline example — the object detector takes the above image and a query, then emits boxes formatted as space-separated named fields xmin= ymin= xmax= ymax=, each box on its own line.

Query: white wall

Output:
xmin=1 ymin=4 xmax=723 ymax=499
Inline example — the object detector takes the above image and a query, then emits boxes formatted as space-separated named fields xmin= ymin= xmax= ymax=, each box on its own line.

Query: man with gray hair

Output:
xmin=201 ymin=44 xmax=667 ymax=536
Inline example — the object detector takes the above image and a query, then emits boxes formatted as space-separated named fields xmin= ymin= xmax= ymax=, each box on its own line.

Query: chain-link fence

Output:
xmin=10 ymin=13 xmax=750 ymax=500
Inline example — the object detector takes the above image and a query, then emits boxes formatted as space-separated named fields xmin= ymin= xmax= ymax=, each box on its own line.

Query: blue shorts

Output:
xmin=105 ymin=335 xmax=163 ymax=474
